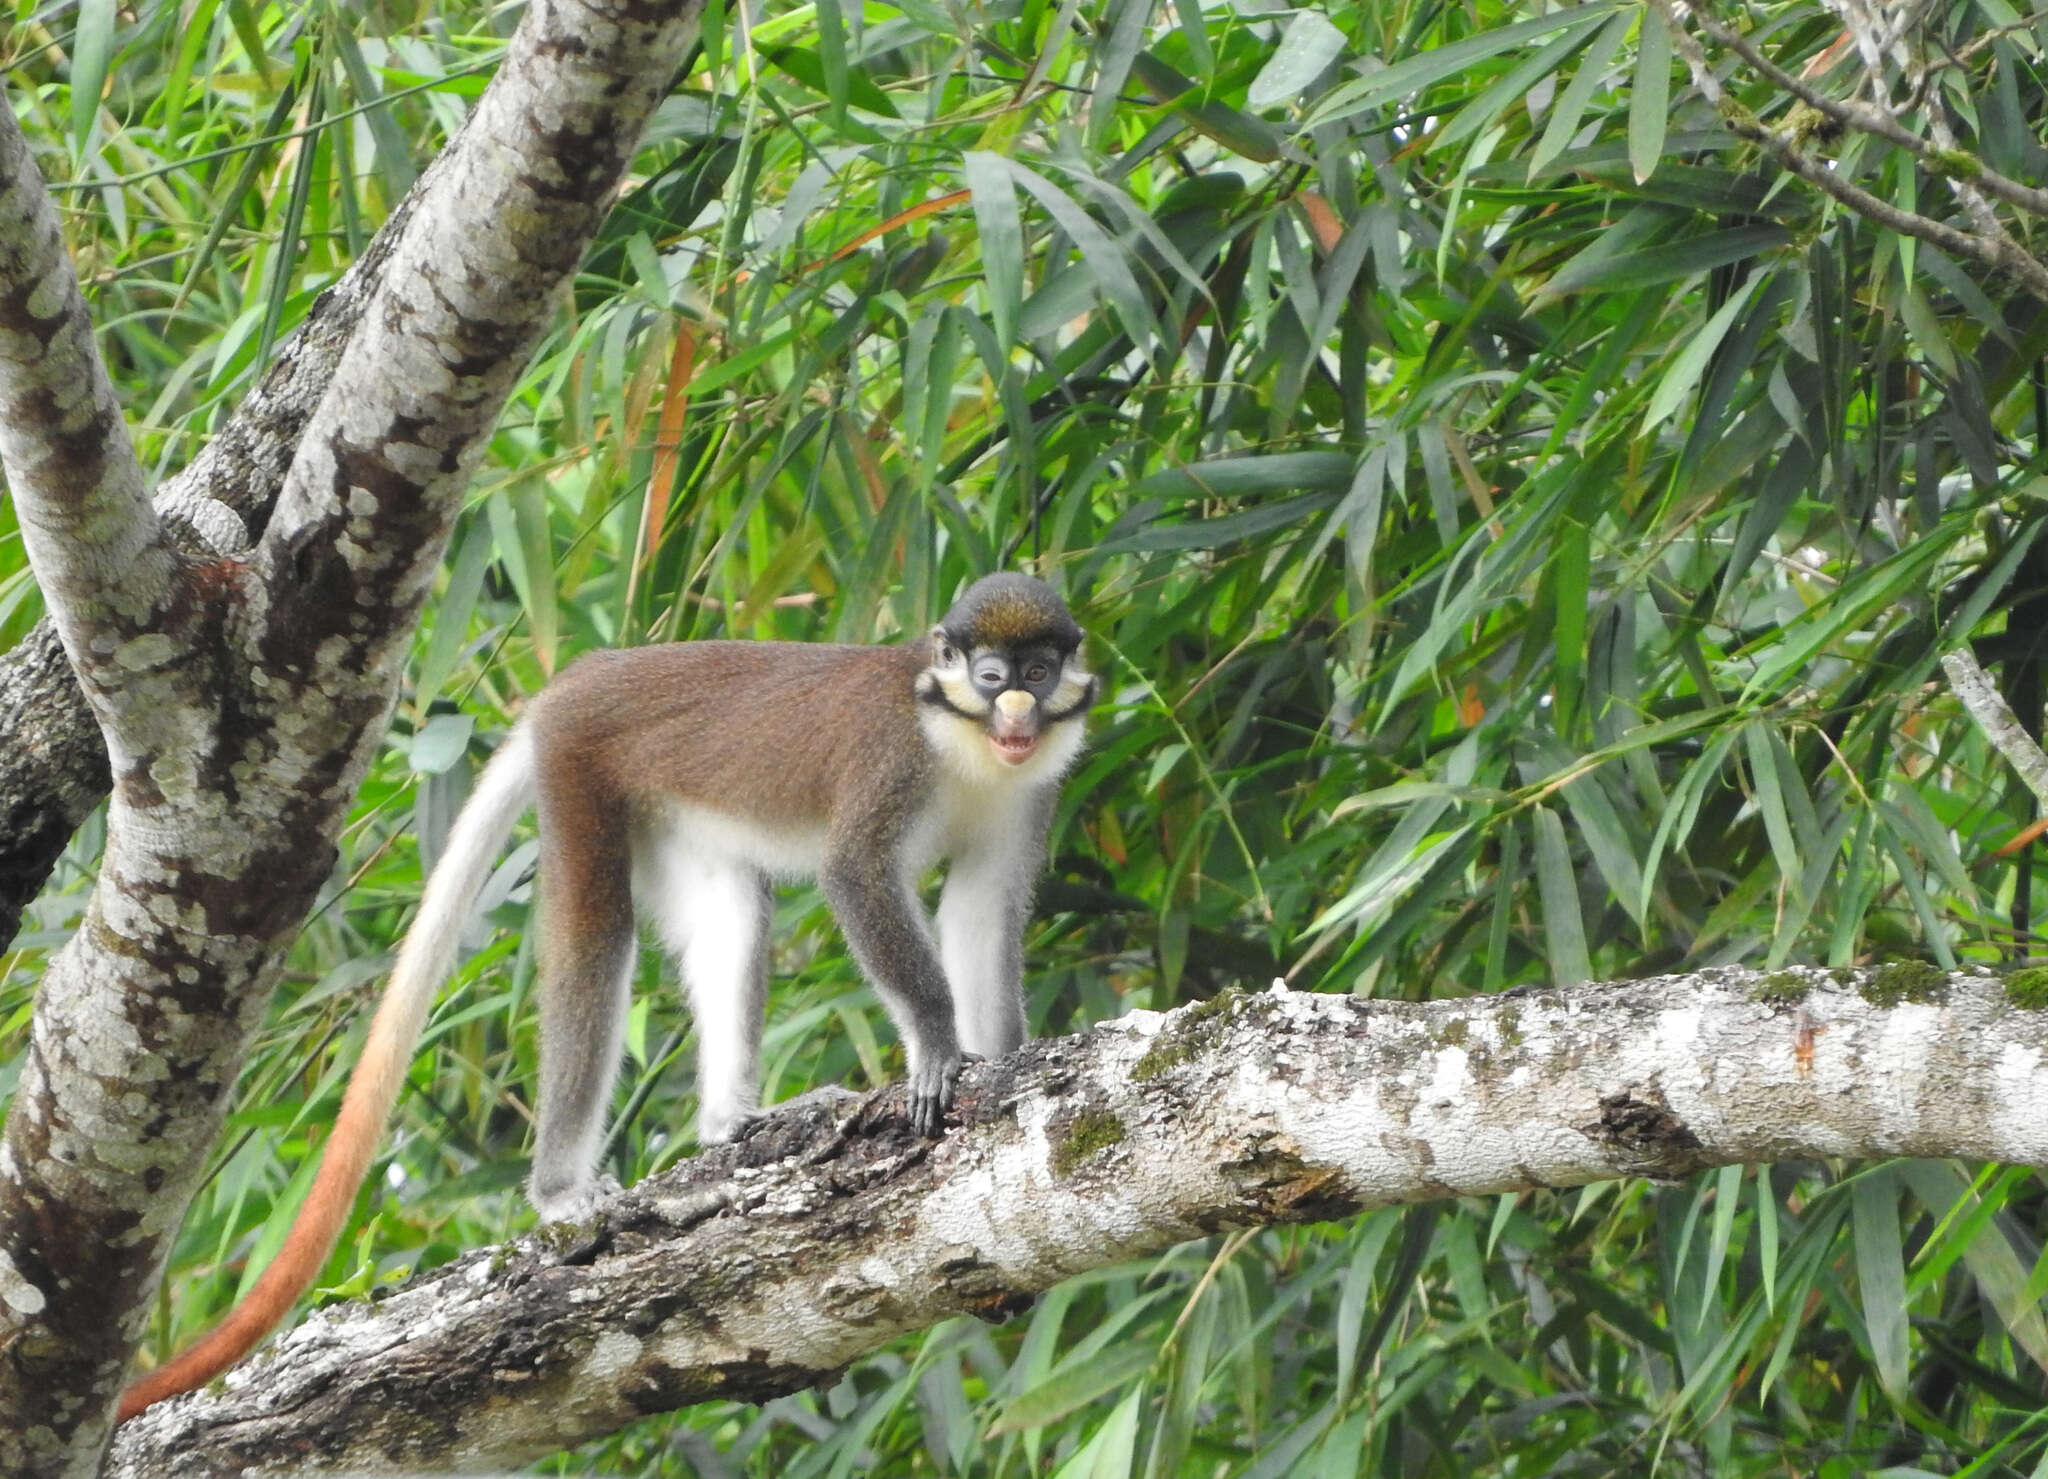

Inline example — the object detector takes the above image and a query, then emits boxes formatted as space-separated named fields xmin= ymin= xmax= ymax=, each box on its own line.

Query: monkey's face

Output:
xmin=917 ymin=574 xmax=1096 ymax=772
xmin=922 ymin=636 xmax=1094 ymax=767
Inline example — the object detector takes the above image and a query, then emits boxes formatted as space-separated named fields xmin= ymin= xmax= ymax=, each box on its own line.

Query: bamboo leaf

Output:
xmin=1639 ymin=730 xmax=1737 ymax=921
xmin=962 ymin=151 xmax=1025 ymax=347
xmin=1532 ymin=804 xmax=1590 ymax=987
xmin=1247 ymin=11 xmax=1348 ymax=110
xmin=1629 ymin=4 xmax=1670 ymax=183
xmin=1541 ymin=225 xmax=1791 ymax=297
xmin=1852 ymin=1171 xmax=1911 ymax=1401
xmin=1434 ymin=16 xmax=1603 ymax=153
xmin=1743 ymin=722 xmax=1806 ymax=908
xmin=1529 ymin=8 xmax=1630 ymax=178
xmin=1697 ymin=1164 xmax=1743 ymax=1328
xmin=812 ymin=0 xmax=849 ymax=125
xmin=1755 ymin=1169 xmax=1779 ymax=1314
xmin=1129 ymin=452 xmax=1358 ymax=503
xmin=1130 ymin=52 xmax=1290 ymax=162
xmin=1051 ymin=1385 xmax=1144 ymax=1479
xmin=409 ymin=713 xmax=476 ymax=776
xmin=987 ymin=1343 xmax=1154 ymax=1436
xmin=415 ymin=516 xmax=493 ymax=714
xmin=69 ymin=0 xmax=119 ymax=153
xmin=1001 ymin=158 xmax=1162 ymax=358
xmin=1643 ymin=273 xmax=1764 ymax=430
xmin=1303 ymin=5 xmax=1619 ymax=128
xmin=1089 ymin=0 xmax=1155 ymax=148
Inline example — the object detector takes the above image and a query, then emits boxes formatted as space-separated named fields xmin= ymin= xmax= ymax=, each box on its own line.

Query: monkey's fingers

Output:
xmin=905 ymin=1055 xmax=965 ymax=1136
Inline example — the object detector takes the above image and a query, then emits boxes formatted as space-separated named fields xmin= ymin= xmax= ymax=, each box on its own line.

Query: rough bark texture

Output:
xmin=0 ymin=4 xmax=702 ymax=1474
xmin=0 ymin=630 xmax=104 ymax=924
xmin=106 ymin=966 xmax=2048 ymax=1477
xmin=0 ymin=153 xmax=414 ymax=946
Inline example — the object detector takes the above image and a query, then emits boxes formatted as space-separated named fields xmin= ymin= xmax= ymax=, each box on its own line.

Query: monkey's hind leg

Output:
xmin=637 ymin=829 xmax=773 ymax=1144
xmin=529 ymin=787 xmax=637 ymax=1223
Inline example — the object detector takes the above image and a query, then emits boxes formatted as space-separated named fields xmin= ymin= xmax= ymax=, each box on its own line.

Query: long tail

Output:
xmin=119 ymin=726 xmax=538 ymax=1421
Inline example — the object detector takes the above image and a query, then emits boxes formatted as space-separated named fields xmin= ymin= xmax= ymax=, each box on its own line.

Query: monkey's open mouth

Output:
xmin=991 ymin=733 xmax=1038 ymax=764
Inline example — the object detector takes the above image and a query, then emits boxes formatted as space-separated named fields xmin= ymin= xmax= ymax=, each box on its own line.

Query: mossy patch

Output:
xmin=1052 ymin=1109 xmax=1126 ymax=1176
xmin=1752 ymin=970 xmax=1808 ymax=1003
xmin=1131 ymin=989 xmax=1242 ymax=1081
xmin=534 ymin=1216 xmax=605 ymax=1253
xmin=1926 ymin=146 xmax=1982 ymax=179
xmin=1716 ymin=95 xmax=1762 ymax=131
xmin=1437 ymin=1016 xmax=1470 ymax=1047
xmin=1860 ymin=960 xmax=1947 ymax=1008
xmin=2003 ymin=965 xmax=2048 ymax=1011
xmin=1181 ymin=989 xmax=1242 ymax=1027
xmin=1782 ymin=102 xmax=1844 ymax=146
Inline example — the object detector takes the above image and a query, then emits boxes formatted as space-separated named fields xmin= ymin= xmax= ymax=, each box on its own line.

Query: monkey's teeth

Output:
xmin=992 ymin=734 xmax=1037 ymax=763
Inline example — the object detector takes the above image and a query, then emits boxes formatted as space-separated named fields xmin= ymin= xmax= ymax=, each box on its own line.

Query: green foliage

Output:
xmin=3 ymin=0 xmax=2047 ymax=1471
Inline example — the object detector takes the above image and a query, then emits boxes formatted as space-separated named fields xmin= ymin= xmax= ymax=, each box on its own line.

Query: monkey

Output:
xmin=117 ymin=571 xmax=1095 ymax=1420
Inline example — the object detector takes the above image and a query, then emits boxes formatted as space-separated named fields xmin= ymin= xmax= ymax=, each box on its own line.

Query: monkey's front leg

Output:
xmin=937 ymin=846 xmax=1031 ymax=1058
xmin=819 ymin=852 xmax=964 ymax=1136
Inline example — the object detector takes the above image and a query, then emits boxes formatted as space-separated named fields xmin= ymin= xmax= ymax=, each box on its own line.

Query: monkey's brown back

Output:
xmin=528 ymin=639 xmax=932 ymax=825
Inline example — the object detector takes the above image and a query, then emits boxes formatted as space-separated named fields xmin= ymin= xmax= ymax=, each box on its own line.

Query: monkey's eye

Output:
xmin=1023 ymin=661 xmax=1051 ymax=685
xmin=974 ymin=661 xmax=1009 ymax=690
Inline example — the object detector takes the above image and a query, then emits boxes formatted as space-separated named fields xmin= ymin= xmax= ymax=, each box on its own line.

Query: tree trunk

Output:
xmin=0 ymin=5 xmax=703 ymax=1474
xmin=0 ymin=199 xmax=408 ymax=943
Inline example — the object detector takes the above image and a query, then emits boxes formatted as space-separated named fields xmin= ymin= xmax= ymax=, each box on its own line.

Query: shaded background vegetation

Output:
xmin=4 ymin=0 xmax=2047 ymax=1471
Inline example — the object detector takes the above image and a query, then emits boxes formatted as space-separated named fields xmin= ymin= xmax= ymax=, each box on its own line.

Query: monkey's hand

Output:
xmin=905 ymin=1048 xmax=967 ymax=1137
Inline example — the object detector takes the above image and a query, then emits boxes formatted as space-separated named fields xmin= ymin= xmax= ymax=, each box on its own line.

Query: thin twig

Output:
xmin=1651 ymin=0 xmax=2048 ymax=303
xmin=1692 ymin=7 xmax=2048 ymax=220
xmin=1941 ymin=649 xmax=2048 ymax=810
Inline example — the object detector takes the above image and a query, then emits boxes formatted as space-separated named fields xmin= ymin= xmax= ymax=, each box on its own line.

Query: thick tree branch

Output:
xmin=108 ymin=967 xmax=2048 ymax=1477
xmin=249 ymin=0 xmax=689 ymax=641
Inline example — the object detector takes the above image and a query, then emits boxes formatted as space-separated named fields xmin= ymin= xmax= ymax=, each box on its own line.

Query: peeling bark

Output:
xmin=0 ymin=4 xmax=703 ymax=1474
xmin=106 ymin=968 xmax=2048 ymax=1477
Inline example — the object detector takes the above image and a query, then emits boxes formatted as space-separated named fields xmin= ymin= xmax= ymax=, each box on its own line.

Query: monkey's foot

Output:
xmin=699 ymin=1102 xmax=764 ymax=1144
xmin=529 ymin=1173 xmax=622 ymax=1225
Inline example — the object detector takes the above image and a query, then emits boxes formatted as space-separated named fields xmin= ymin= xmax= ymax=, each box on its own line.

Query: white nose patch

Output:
xmin=995 ymin=690 xmax=1035 ymax=721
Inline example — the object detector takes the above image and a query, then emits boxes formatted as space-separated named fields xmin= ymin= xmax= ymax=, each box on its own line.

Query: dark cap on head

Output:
xmin=936 ymin=573 xmax=1082 ymax=652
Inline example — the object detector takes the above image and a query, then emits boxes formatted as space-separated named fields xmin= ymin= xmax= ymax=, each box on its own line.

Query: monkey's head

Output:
xmin=918 ymin=573 xmax=1096 ymax=769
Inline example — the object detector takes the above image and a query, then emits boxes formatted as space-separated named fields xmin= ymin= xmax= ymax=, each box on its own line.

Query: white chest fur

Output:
xmin=912 ymin=709 xmax=1082 ymax=864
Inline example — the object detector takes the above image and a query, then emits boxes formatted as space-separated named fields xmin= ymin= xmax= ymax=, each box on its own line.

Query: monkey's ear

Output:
xmin=929 ymin=627 xmax=960 ymax=667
